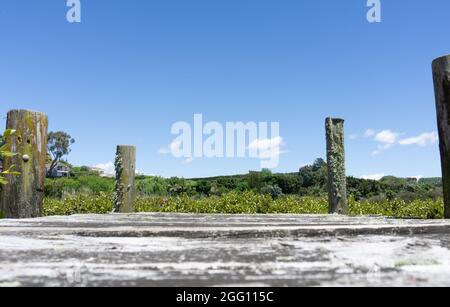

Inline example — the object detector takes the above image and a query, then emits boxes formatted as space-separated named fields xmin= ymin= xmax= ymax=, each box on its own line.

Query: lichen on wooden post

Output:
xmin=325 ymin=117 xmax=347 ymax=214
xmin=113 ymin=145 xmax=136 ymax=213
xmin=432 ymin=55 xmax=450 ymax=219
xmin=0 ymin=110 xmax=48 ymax=218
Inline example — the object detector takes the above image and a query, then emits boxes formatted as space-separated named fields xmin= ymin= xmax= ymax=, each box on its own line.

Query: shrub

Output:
xmin=136 ymin=176 xmax=169 ymax=197
xmin=260 ymin=184 xmax=283 ymax=199
xmin=43 ymin=192 xmax=113 ymax=216
xmin=45 ymin=176 xmax=113 ymax=198
xmin=77 ymin=176 xmax=114 ymax=194
xmin=43 ymin=192 xmax=445 ymax=219
xmin=45 ymin=178 xmax=82 ymax=198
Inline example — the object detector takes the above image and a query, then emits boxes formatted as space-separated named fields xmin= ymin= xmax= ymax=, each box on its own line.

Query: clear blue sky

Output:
xmin=0 ymin=0 xmax=448 ymax=179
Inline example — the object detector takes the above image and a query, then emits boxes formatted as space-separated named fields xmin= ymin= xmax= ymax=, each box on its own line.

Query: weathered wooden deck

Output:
xmin=1 ymin=213 xmax=450 ymax=287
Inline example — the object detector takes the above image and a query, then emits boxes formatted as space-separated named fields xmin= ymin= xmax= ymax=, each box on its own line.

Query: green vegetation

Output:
xmin=44 ymin=158 xmax=443 ymax=202
xmin=0 ymin=129 xmax=20 ymax=219
xmin=45 ymin=176 xmax=114 ymax=198
xmin=40 ymin=158 xmax=445 ymax=218
xmin=0 ymin=129 xmax=19 ymax=185
xmin=1 ymin=126 xmax=438 ymax=218
xmin=43 ymin=192 xmax=444 ymax=219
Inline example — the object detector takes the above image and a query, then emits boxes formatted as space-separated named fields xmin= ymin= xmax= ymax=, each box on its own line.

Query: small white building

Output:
xmin=46 ymin=162 xmax=71 ymax=178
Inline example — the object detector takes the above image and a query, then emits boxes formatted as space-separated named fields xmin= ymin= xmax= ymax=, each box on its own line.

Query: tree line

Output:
xmin=45 ymin=158 xmax=443 ymax=202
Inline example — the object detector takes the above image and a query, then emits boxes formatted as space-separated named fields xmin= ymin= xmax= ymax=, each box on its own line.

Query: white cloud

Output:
xmin=370 ymin=130 xmax=400 ymax=155
xmin=93 ymin=162 xmax=115 ymax=176
xmin=364 ymin=129 xmax=376 ymax=138
xmin=258 ymin=147 xmax=286 ymax=159
xmin=371 ymin=143 xmax=394 ymax=156
xmin=361 ymin=174 xmax=385 ymax=181
xmin=399 ymin=132 xmax=438 ymax=147
xmin=248 ymin=136 xmax=283 ymax=150
xmin=374 ymin=130 xmax=399 ymax=144
xmin=248 ymin=136 xmax=286 ymax=161
xmin=356 ymin=128 xmax=438 ymax=156
xmin=159 ymin=136 xmax=286 ymax=167
xmin=349 ymin=129 xmax=375 ymax=141
xmin=159 ymin=140 xmax=193 ymax=165
xmin=159 ymin=140 xmax=183 ymax=155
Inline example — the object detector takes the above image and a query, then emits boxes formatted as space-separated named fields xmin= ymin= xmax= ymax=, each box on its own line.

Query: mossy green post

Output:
xmin=113 ymin=145 xmax=136 ymax=213
xmin=0 ymin=110 xmax=48 ymax=218
xmin=432 ymin=55 xmax=450 ymax=219
xmin=325 ymin=118 xmax=347 ymax=214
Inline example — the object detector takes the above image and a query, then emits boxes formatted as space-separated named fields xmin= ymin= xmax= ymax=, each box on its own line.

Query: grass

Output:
xmin=43 ymin=191 xmax=445 ymax=219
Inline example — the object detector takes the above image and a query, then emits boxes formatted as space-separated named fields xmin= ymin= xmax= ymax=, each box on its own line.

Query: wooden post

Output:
xmin=432 ymin=55 xmax=450 ymax=219
xmin=325 ymin=118 xmax=347 ymax=214
xmin=113 ymin=145 xmax=136 ymax=213
xmin=0 ymin=110 xmax=48 ymax=218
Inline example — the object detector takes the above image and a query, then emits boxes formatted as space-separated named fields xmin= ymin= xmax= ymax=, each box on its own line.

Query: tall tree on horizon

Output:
xmin=47 ymin=131 xmax=75 ymax=176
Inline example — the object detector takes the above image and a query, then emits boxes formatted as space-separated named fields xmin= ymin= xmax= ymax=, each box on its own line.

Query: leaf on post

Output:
xmin=2 ymin=165 xmax=20 ymax=176
xmin=2 ymin=129 xmax=16 ymax=138
xmin=0 ymin=151 xmax=17 ymax=158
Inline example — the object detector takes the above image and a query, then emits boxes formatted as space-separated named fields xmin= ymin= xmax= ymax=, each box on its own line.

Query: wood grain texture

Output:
xmin=326 ymin=118 xmax=347 ymax=214
xmin=432 ymin=55 xmax=450 ymax=218
xmin=113 ymin=145 xmax=136 ymax=213
xmin=0 ymin=110 xmax=48 ymax=218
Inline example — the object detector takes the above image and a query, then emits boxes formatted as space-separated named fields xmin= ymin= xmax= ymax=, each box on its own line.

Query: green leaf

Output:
xmin=2 ymin=165 xmax=18 ymax=175
xmin=0 ymin=151 xmax=17 ymax=158
xmin=2 ymin=171 xmax=20 ymax=176
xmin=0 ymin=177 xmax=7 ymax=185
xmin=3 ymin=129 xmax=16 ymax=138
